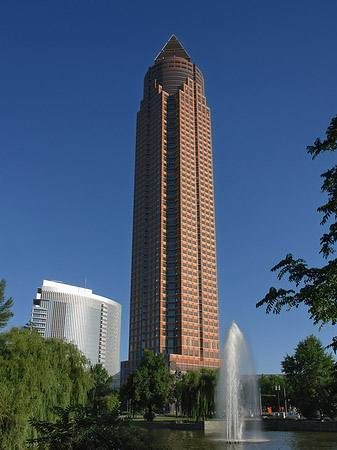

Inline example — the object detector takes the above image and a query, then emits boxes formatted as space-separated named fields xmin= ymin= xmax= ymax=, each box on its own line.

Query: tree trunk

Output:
xmin=147 ymin=404 xmax=154 ymax=421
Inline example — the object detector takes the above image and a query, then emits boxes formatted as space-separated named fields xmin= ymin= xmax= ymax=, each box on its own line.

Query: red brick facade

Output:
xmin=121 ymin=36 xmax=220 ymax=381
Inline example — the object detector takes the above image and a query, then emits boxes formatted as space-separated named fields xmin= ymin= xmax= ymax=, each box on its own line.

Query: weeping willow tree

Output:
xmin=0 ymin=326 xmax=93 ymax=450
xmin=179 ymin=368 xmax=218 ymax=420
xmin=198 ymin=367 xmax=218 ymax=419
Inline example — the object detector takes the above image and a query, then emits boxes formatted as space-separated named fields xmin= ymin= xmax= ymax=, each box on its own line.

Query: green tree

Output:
xmin=122 ymin=350 xmax=173 ymax=420
xmin=281 ymin=335 xmax=337 ymax=419
xmin=179 ymin=368 xmax=218 ymax=420
xmin=181 ymin=370 xmax=201 ymax=419
xmin=86 ymin=364 xmax=118 ymax=416
xmin=198 ymin=367 xmax=218 ymax=419
xmin=257 ymin=116 xmax=337 ymax=350
xmin=29 ymin=404 xmax=167 ymax=450
xmin=259 ymin=374 xmax=287 ymax=412
xmin=172 ymin=377 xmax=184 ymax=417
xmin=0 ymin=327 xmax=93 ymax=449
xmin=0 ymin=279 xmax=13 ymax=329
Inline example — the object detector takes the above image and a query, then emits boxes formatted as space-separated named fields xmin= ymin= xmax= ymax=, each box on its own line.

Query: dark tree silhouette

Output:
xmin=257 ymin=116 xmax=337 ymax=350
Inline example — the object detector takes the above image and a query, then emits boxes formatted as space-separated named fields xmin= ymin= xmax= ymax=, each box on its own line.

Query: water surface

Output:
xmin=147 ymin=428 xmax=337 ymax=450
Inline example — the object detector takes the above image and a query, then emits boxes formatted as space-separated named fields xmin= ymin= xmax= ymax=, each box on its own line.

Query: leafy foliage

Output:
xmin=179 ymin=368 xmax=218 ymax=419
xmin=28 ymin=405 xmax=90 ymax=449
xmin=259 ymin=374 xmax=287 ymax=412
xmin=0 ymin=279 xmax=13 ymax=329
xmin=28 ymin=404 xmax=166 ymax=450
xmin=180 ymin=370 xmax=201 ymax=419
xmin=121 ymin=350 xmax=173 ymax=420
xmin=0 ymin=327 xmax=92 ymax=449
xmin=86 ymin=364 xmax=118 ymax=416
xmin=257 ymin=116 xmax=337 ymax=349
xmin=198 ymin=368 xmax=217 ymax=419
xmin=122 ymin=357 xmax=218 ymax=421
xmin=281 ymin=335 xmax=337 ymax=419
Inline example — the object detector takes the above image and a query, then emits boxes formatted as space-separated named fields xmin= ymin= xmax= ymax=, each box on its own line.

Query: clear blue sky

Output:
xmin=1 ymin=0 xmax=337 ymax=374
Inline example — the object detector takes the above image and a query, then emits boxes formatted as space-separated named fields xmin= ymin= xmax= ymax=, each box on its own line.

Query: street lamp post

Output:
xmin=275 ymin=385 xmax=281 ymax=412
xmin=284 ymin=387 xmax=288 ymax=414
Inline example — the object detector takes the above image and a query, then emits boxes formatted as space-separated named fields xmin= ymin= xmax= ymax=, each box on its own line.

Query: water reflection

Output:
xmin=147 ymin=429 xmax=337 ymax=450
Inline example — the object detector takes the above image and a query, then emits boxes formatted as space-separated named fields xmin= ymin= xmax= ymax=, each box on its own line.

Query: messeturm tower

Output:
xmin=121 ymin=35 xmax=220 ymax=379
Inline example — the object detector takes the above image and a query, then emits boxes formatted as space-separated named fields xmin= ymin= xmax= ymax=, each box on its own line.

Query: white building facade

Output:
xmin=31 ymin=280 xmax=121 ymax=376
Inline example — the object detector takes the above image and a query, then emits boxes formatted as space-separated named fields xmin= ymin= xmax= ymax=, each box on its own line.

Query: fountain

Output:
xmin=215 ymin=321 xmax=264 ymax=443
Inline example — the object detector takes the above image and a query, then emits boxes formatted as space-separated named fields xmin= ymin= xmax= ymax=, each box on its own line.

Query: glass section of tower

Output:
xmin=165 ymin=95 xmax=179 ymax=355
xmin=193 ymin=69 xmax=204 ymax=359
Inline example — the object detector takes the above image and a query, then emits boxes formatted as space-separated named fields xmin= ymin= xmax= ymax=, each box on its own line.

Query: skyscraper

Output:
xmin=31 ymin=280 xmax=122 ymax=376
xmin=122 ymin=35 xmax=220 ymax=378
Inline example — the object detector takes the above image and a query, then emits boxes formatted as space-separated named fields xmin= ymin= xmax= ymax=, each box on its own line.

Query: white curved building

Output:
xmin=31 ymin=280 xmax=121 ymax=376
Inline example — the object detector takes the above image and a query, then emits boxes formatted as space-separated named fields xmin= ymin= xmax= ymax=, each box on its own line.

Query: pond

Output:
xmin=146 ymin=428 xmax=337 ymax=450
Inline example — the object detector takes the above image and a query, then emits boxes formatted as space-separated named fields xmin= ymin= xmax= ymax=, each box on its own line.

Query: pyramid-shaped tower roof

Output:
xmin=155 ymin=35 xmax=191 ymax=62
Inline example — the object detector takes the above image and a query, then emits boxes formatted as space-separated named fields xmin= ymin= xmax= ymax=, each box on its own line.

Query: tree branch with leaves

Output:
xmin=257 ymin=116 xmax=337 ymax=349
xmin=0 ymin=279 xmax=13 ymax=329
